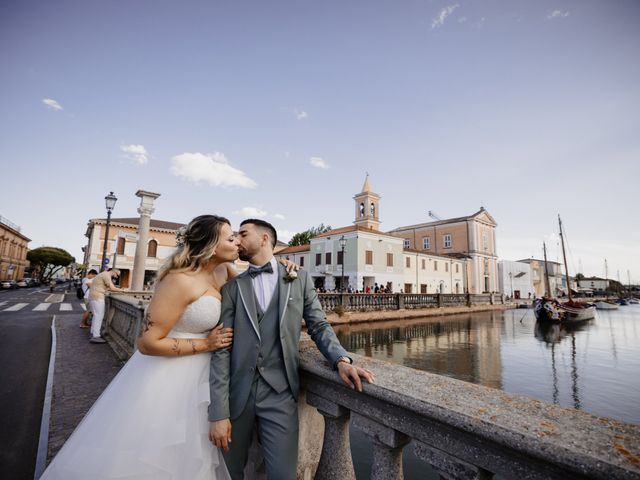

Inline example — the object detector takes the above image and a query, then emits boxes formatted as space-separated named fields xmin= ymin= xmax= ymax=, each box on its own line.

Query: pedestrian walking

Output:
xmin=88 ymin=268 xmax=123 ymax=343
xmin=79 ymin=269 xmax=98 ymax=329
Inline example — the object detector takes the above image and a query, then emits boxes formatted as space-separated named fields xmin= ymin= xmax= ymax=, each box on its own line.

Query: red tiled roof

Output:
xmin=316 ymin=225 xmax=399 ymax=239
xmin=277 ymin=244 xmax=311 ymax=254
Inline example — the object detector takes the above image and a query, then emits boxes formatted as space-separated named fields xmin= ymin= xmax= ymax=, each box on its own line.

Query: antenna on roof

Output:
xmin=428 ymin=210 xmax=442 ymax=221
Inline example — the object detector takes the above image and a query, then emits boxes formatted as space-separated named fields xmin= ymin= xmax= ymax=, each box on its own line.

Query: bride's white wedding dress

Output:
xmin=41 ymin=295 xmax=230 ymax=480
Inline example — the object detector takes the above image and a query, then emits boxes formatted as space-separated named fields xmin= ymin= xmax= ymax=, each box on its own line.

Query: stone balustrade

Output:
xmin=101 ymin=295 xmax=640 ymax=479
xmin=318 ymin=292 xmax=502 ymax=312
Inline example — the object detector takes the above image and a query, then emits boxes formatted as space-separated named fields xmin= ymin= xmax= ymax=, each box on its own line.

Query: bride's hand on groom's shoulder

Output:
xmin=206 ymin=324 xmax=233 ymax=351
xmin=337 ymin=362 xmax=375 ymax=393
xmin=279 ymin=258 xmax=301 ymax=273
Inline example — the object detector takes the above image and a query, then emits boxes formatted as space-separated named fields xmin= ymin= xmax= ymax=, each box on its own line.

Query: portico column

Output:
xmin=131 ymin=190 xmax=160 ymax=291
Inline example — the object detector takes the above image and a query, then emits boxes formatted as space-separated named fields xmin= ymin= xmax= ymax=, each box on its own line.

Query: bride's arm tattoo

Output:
xmin=188 ymin=339 xmax=197 ymax=355
xmin=171 ymin=338 xmax=181 ymax=355
xmin=143 ymin=311 xmax=155 ymax=333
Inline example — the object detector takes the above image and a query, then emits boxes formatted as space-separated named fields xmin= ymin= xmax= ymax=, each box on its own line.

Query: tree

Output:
xmin=27 ymin=247 xmax=75 ymax=282
xmin=574 ymin=273 xmax=585 ymax=281
xmin=288 ymin=224 xmax=332 ymax=247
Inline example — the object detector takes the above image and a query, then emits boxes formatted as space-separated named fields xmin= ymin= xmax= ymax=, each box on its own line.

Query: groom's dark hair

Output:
xmin=241 ymin=219 xmax=277 ymax=249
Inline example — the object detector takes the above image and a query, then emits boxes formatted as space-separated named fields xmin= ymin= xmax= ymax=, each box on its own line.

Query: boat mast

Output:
xmin=558 ymin=215 xmax=572 ymax=302
xmin=543 ymin=242 xmax=552 ymax=297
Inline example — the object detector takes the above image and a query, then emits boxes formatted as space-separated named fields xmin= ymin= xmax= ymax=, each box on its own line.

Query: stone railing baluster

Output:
xmin=352 ymin=413 xmax=410 ymax=480
xmin=413 ymin=441 xmax=493 ymax=480
xmin=306 ymin=392 xmax=356 ymax=480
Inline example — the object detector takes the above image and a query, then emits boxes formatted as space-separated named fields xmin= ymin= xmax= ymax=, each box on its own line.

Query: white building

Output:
xmin=498 ymin=261 xmax=534 ymax=299
xmin=276 ymin=177 xmax=468 ymax=293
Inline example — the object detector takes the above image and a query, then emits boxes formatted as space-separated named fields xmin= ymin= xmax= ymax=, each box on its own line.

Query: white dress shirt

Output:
xmin=250 ymin=257 xmax=278 ymax=312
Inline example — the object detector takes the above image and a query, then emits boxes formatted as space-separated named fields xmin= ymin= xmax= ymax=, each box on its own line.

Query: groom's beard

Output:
xmin=238 ymin=250 xmax=253 ymax=262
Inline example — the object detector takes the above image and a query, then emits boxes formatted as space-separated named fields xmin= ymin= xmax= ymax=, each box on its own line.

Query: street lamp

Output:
xmin=101 ymin=191 xmax=118 ymax=272
xmin=509 ymin=271 xmax=514 ymax=300
xmin=339 ymin=235 xmax=347 ymax=293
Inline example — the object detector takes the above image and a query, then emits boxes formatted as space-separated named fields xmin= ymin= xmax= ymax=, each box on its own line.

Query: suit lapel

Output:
xmin=277 ymin=263 xmax=292 ymax=327
xmin=236 ymin=273 xmax=261 ymax=340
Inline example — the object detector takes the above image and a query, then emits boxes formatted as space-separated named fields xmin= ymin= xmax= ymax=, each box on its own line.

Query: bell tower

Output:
xmin=353 ymin=174 xmax=381 ymax=230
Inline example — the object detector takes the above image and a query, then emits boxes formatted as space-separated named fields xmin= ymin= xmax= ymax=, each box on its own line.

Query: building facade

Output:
xmin=276 ymin=177 xmax=467 ymax=294
xmin=497 ymin=261 xmax=534 ymax=299
xmin=84 ymin=217 xmax=185 ymax=289
xmin=0 ymin=215 xmax=30 ymax=281
xmin=516 ymin=258 xmax=564 ymax=297
xmin=387 ymin=209 xmax=498 ymax=294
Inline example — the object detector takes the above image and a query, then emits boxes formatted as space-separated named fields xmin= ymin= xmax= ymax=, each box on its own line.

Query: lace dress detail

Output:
xmin=40 ymin=296 xmax=230 ymax=480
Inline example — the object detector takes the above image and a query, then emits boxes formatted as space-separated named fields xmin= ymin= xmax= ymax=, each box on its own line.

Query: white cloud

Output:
xmin=273 ymin=213 xmax=286 ymax=220
xmin=548 ymin=10 xmax=570 ymax=19
xmin=120 ymin=144 xmax=149 ymax=165
xmin=42 ymin=98 xmax=63 ymax=111
xmin=170 ymin=152 xmax=257 ymax=189
xmin=473 ymin=17 xmax=486 ymax=30
xmin=233 ymin=207 xmax=267 ymax=217
xmin=309 ymin=157 xmax=329 ymax=169
xmin=277 ymin=229 xmax=296 ymax=242
xmin=431 ymin=4 xmax=459 ymax=29
xmin=295 ymin=108 xmax=308 ymax=120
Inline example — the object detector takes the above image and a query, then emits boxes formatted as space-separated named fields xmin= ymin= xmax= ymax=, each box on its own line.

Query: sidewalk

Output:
xmin=45 ymin=313 xmax=123 ymax=464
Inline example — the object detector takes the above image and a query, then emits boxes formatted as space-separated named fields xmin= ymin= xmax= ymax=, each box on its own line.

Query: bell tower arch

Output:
xmin=353 ymin=174 xmax=381 ymax=230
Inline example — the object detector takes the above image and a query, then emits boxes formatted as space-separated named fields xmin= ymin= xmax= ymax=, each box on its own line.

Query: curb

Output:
xmin=33 ymin=315 xmax=57 ymax=479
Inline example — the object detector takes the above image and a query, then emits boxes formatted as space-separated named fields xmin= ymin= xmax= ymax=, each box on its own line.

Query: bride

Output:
xmin=41 ymin=214 xmax=239 ymax=479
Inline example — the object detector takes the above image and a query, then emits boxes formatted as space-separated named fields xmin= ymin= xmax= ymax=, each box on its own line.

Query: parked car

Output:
xmin=1 ymin=280 xmax=18 ymax=290
xmin=16 ymin=280 xmax=29 ymax=288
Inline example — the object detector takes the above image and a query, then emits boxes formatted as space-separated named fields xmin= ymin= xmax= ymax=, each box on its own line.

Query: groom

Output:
xmin=209 ymin=219 xmax=374 ymax=479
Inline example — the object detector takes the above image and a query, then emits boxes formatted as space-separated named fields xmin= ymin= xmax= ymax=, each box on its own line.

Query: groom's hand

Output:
xmin=337 ymin=362 xmax=375 ymax=392
xmin=209 ymin=419 xmax=232 ymax=452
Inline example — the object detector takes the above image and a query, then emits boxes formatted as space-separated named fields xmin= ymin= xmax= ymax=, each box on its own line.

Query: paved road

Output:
xmin=0 ymin=285 xmax=86 ymax=480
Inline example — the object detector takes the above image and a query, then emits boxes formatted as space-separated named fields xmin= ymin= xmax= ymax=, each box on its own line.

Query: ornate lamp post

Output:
xmin=100 ymin=191 xmax=117 ymax=272
xmin=339 ymin=235 xmax=347 ymax=293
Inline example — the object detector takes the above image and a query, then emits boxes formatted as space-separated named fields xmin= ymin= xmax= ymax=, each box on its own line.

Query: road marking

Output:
xmin=0 ymin=301 xmax=7 ymax=307
xmin=3 ymin=303 xmax=28 ymax=311
xmin=59 ymin=303 xmax=72 ymax=311
xmin=33 ymin=303 xmax=52 ymax=311
xmin=45 ymin=294 xmax=64 ymax=303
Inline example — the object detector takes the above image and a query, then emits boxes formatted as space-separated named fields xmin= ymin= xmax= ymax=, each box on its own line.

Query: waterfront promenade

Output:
xmin=38 ymin=295 xmax=640 ymax=479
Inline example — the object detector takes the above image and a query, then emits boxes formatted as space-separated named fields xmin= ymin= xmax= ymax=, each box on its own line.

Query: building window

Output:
xmin=456 ymin=263 xmax=459 ymax=273
xmin=434 ymin=260 xmax=438 ymax=271
xmin=420 ymin=284 xmax=427 ymax=293
xmin=326 ymin=252 xmax=332 ymax=265
xmin=422 ymin=237 xmax=430 ymax=250
xmin=484 ymin=258 xmax=489 ymax=274
xmin=404 ymin=239 xmax=411 ymax=249
xmin=405 ymin=257 xmax=411 ymax=268
xmin=404 ymin=283 xmax=413 ymax=293
xmin=445 ymin=262 xmax=449 ymax=272
xmin=421 ymin=259 xmax=426 ymax=270
xmin=386 ymin=253 xmax=393 ymax=267
xmin=443 ymin=234 xmax=452 ymax=249
xmin=116 ymin=237 xmax=125 ymax=255
xmin=483 ymin=233 xmax=489 ymax=251
xmin=365 ymin=250 xmax=373 ymax=265
xmin=300 ymin=257 xmax=305 ymax=267
xmin=315 ymin=253 xmax=321 ymax=266
xmin=337 ymin=251 xmax=344 ymax=265
xmin=147 ymin=240 xmax=158 ymax=258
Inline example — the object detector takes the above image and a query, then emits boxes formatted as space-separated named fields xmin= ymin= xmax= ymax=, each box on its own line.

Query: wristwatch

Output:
xmin=336 ymin=356 xmax=352 ymax=367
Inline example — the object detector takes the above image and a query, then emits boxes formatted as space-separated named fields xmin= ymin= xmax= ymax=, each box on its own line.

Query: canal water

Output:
xmin=335 ymin=305 xmax=640 ymax=478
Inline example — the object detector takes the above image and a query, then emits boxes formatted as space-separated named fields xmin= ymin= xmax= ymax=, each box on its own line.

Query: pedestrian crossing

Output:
xmin=1 ymin=301 xmax=83 ymax=313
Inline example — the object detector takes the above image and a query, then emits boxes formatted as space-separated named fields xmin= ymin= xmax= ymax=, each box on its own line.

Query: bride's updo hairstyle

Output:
xmin=156 ymin=214 xmax=231 ymax=283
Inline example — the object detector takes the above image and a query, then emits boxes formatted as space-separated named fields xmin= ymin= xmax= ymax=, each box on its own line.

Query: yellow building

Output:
xmin=84 ymin=217 xmax=184 ymax=289
xmin=0 ymin=215 xmax=30 ymax=281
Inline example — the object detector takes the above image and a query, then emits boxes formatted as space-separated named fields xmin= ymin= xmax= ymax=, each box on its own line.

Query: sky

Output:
xmin=1 ymin=0 xmax=639 ymax=282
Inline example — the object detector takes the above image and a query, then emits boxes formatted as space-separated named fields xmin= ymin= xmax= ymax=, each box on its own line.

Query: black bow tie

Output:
xmin=248 ymin=262 xmax=274 ymax=278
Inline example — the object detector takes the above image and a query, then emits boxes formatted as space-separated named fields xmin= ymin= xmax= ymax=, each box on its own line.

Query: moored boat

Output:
xmin=594 ymin=301 xmax=619 ymax=310
xmin=616 ymin=298 xmax=629 ymax=306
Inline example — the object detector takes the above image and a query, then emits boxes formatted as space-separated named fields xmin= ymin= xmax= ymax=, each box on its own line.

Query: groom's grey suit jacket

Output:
xmin=208 ymin=263 xmax=350 ymax=421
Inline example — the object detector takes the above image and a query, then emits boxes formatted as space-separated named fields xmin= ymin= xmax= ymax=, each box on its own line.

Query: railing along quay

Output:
xmin=102 ymin=294 xmax=640 ymax=479
xmin=318 ymin=292 xmax=503 ymax=312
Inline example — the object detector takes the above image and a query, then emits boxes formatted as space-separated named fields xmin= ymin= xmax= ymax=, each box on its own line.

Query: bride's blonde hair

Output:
xmin=155 ymin=214 xmax=230 ymax=283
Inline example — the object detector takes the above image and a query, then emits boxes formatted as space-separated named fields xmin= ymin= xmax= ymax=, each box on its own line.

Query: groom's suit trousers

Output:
xmin=223 ymin=375 xmax=298 ymax=480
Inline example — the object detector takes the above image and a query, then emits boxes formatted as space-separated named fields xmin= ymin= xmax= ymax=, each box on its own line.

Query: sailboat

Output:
xmin=533 ymin=242 xmax=563 ymax=322
xmin=556 ymin=216 xmax=596 ymax=322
